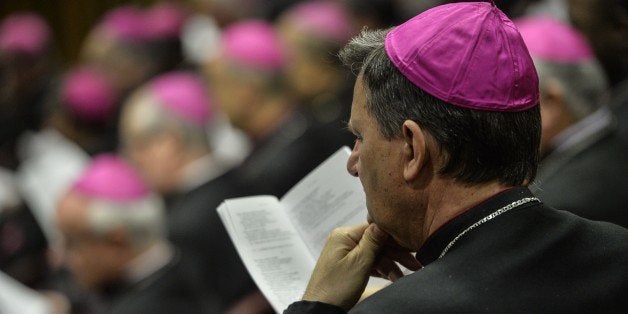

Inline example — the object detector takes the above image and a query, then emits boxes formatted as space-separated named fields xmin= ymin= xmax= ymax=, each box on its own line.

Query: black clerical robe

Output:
xmin=530 ymin=110 xmax=628 ymax=228
xmin=285 ymin=187 xmax=628 ymax=313
xmin=234 ymin=109 xmax=350 ymax=198
xmin=167 ymin=171 xmax=260 ymax=312
xmin=106 ymin=252 xmax=206 ymax=314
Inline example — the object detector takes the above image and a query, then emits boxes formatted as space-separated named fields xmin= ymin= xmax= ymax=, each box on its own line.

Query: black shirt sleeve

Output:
xmin=284 ymin=301 xmax=347 ymax=314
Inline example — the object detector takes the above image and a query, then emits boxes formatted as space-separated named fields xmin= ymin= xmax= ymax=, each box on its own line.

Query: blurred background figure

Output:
xmin=568 ymin=0 xmax=628 ymax=140
xmin=119 ymin=71 xmax=264 ymax=312
xmin=80 ymin=3 xmax=188 ymax=98
xmin=0 ymin=270 xmax=69 ymax=314
xmin=55 ymin=154 xmax=206 ymax=313
xmin=80 ymin=5 xmax=155 ymax=96
xmin=276 ymin=0 xmax=357 ymax=156
xmin=17 ymin=65 xmax=118 ymax=257
xmin=0 ymin=12 xmax=55 ymax=171
xmin=142 ymin=1 xmax=187 ymax=77
xmin=205 ymin=19 xmax=343 ymax=197
xmin=0 ymin=168 xmax=49 ymax=290
xmin=518 ymin=17 xmax=628 ymax=228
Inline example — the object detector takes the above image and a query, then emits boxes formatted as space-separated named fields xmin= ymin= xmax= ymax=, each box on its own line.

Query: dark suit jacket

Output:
xmin=531 ymin=120 xmax=628 ymax=228
xmin=107 ymin=252 xmax=206 ymax=314
xmin=234 ymin=109 xmax=351 ymax=198
xmin=285 ymin=187 xmax=628 ymax=313
xmin=167 ymin=171 xmax=260 ymax=312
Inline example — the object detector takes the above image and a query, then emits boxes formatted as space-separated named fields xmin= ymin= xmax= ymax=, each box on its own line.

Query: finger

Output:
xmin=374 ymin=256 xmax=403 ymax=281
xmin=330 ymin=223 xmax=370 ymax=248
xmin=382 ymin=247 xmax=422 ymax=271
xmin=342 ymin=224 xmax=389 ymax=281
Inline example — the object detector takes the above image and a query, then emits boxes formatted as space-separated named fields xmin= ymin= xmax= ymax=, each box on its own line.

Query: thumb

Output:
xmin=350 ymin=224 xmax=389 ymax=263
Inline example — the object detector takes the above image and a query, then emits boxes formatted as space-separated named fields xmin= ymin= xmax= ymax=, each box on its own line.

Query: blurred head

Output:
xmin=0 ymin=12 xmax=51 ymax=57
xmin=204 ymin=20 xmax=287 ymax=133
xmin=277 ymin=1 xmax=354 ymax=101
xmin=50 ymin=65 xmax=119 ymax=155
xmin=61 ymin=66 xmax=119 ymax=126
xmin=80 ymin=5 xmax=157 ymax=93
xmin=340 ymin=2 xmax=541 ymax=249
xmin=56 ymin=154 xmax=165 ymax=290
xmin=120 ymin=71 xmax=212 ymax=194
xmin=568 ymin=0 xmax=628 ymax=86
xmin=517 ymin=17 xmax=608 ymax=155
xmin=143 ymin=1 xmax=188 ymax=73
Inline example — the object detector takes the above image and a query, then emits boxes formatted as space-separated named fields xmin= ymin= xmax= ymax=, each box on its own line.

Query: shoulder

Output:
xmin=352 ymin=204 xmax=628 ymax=313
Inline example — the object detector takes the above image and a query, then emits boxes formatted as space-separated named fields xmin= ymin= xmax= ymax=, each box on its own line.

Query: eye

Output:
xmin=345 ymin=124 xmax=363 ymax=142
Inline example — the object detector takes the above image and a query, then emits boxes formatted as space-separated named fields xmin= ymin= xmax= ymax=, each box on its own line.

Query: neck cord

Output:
xmin=438 ymin=197 xmax=540 ymax=259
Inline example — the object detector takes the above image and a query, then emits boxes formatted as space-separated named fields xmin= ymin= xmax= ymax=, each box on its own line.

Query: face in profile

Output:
xmin=346 ymin=75 xmax=415 ymax=249
xmin=56 ymin=193 xmax=125 ymax=290
xmin=119 ymin=94 xmax=183 ymax=195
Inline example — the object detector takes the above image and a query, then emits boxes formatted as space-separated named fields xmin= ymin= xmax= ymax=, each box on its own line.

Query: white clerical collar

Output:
xmin=125 ymin=241 xmax=174 ymax=284
xmin=177 ymin=154 xmax=231 ymax=193
xmin=550 ymin=106 xmax=614 ymax=154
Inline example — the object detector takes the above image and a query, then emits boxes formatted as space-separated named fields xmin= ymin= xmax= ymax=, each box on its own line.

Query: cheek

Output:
xmin=71 ymin=246 xmax=121 ymax=289
xmin=68 ymin=248 xmax=104 ymax=288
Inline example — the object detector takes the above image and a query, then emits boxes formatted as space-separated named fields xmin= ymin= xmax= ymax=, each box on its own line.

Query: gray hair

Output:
xmin=339 ymin=28 xmax=541 ymax=186
xmin=534 ymin=58 xmax=608 ymax=120
xmin=123 ymin=89 xmax=211 ymax=151
xmin=87 ymin=194 xmax=166 ymax=249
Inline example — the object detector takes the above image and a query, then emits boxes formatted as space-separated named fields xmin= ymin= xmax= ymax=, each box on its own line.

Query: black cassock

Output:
xmin=285 ymin=187 xmax=628 ymax=313
xmin=106 ymin=252 xmax=206 ymax=314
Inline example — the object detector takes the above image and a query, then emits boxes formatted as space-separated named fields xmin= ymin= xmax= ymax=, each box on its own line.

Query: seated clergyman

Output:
xmin=284 ymin=1 xmax=628 ymax=313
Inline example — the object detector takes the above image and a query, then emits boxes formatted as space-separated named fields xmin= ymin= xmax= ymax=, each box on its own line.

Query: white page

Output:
xmin=0 ymin=271 xmax=51 ymax=314
xmin=218 ymin=196 xmax=316 ymax=312
xmin=280 ymin=147 xmax=368 ymax=259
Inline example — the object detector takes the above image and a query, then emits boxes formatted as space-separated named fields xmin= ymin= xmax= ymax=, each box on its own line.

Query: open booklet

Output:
xmin=217 ymin=146 xmax=388 ymax=312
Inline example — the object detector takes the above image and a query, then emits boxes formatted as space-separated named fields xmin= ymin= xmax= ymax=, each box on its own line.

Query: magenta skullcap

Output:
xmin=99 ymin=5 xmax=149 ymax=42
xmin=73 ymin=154 xmax=150 ymax=201
xmin=283 ymin=1 xmax=352 ymax=43
xmin=385 ymin=1 xmax=539 ymax=112
xmin=221 ymin=20 xmax=286 ymax=70
xmin=148 ymin=71 xmax=212 ymax=126
xmin=144 ymin=1 xmax=187 ymax=40
xmin=61 ymin=66 xmax=118 ymax=124
xmin=0 ymin=12 xmax=51 ymax=56
xmin=515 ymin=17 xmax=593 ymax=63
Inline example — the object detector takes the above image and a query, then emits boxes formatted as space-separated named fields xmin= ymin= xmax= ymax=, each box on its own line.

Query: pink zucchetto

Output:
xmin=221 ymin=20 xmax=286 ymax=71
xmin=61 ymin=66 xmax=118 ymax=124
xmin=282 ymin=0 xmax=352 ymax=43
xmin=72 ymin=154 xmax=150 ymax=201
xmin=98 ymin=5 xmax=149 ymax=42
xmin=385 ymin=1 xmax=539 ymax=112
xmin=148 ymin=71 xmax=212 ymax=126
xmin=144 ymin=1 xmax=187 ymax=40
xmin=0 ymin=12 xmax=51 ymax=56
xmin=515 ymin=17 xmax=594 ymax=63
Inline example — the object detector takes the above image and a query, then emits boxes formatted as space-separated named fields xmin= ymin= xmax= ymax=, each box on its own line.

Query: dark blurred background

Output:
xmin=0 ymin=0 xmax=155 ymax=65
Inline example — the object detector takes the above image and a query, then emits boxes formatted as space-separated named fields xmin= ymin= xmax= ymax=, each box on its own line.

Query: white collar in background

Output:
xmin=125 ymin=241 xmax=174 ymax=284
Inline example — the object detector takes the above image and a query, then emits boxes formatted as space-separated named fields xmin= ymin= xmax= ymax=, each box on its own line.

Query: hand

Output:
xmin=302 ymin=223 xmax=421 ymax=310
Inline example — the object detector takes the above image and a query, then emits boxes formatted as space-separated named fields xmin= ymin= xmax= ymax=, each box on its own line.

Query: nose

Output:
xmin=347 ymin=142 xmax=359 ymax=177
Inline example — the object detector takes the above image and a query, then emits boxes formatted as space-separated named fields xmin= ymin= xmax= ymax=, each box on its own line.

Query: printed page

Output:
xmin=217 ymin=196 xmax=316 ymax=313
xmin=280 ymin=146 xmax=368 ymax=259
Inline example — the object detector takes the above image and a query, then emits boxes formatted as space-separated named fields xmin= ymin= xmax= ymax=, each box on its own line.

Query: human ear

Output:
xmin=401 ymin=120 xmax=427 ymax=182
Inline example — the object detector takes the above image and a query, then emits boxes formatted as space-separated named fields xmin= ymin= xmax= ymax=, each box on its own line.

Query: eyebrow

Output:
xmin=345 ymin=121 xmax=356 ymax=134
